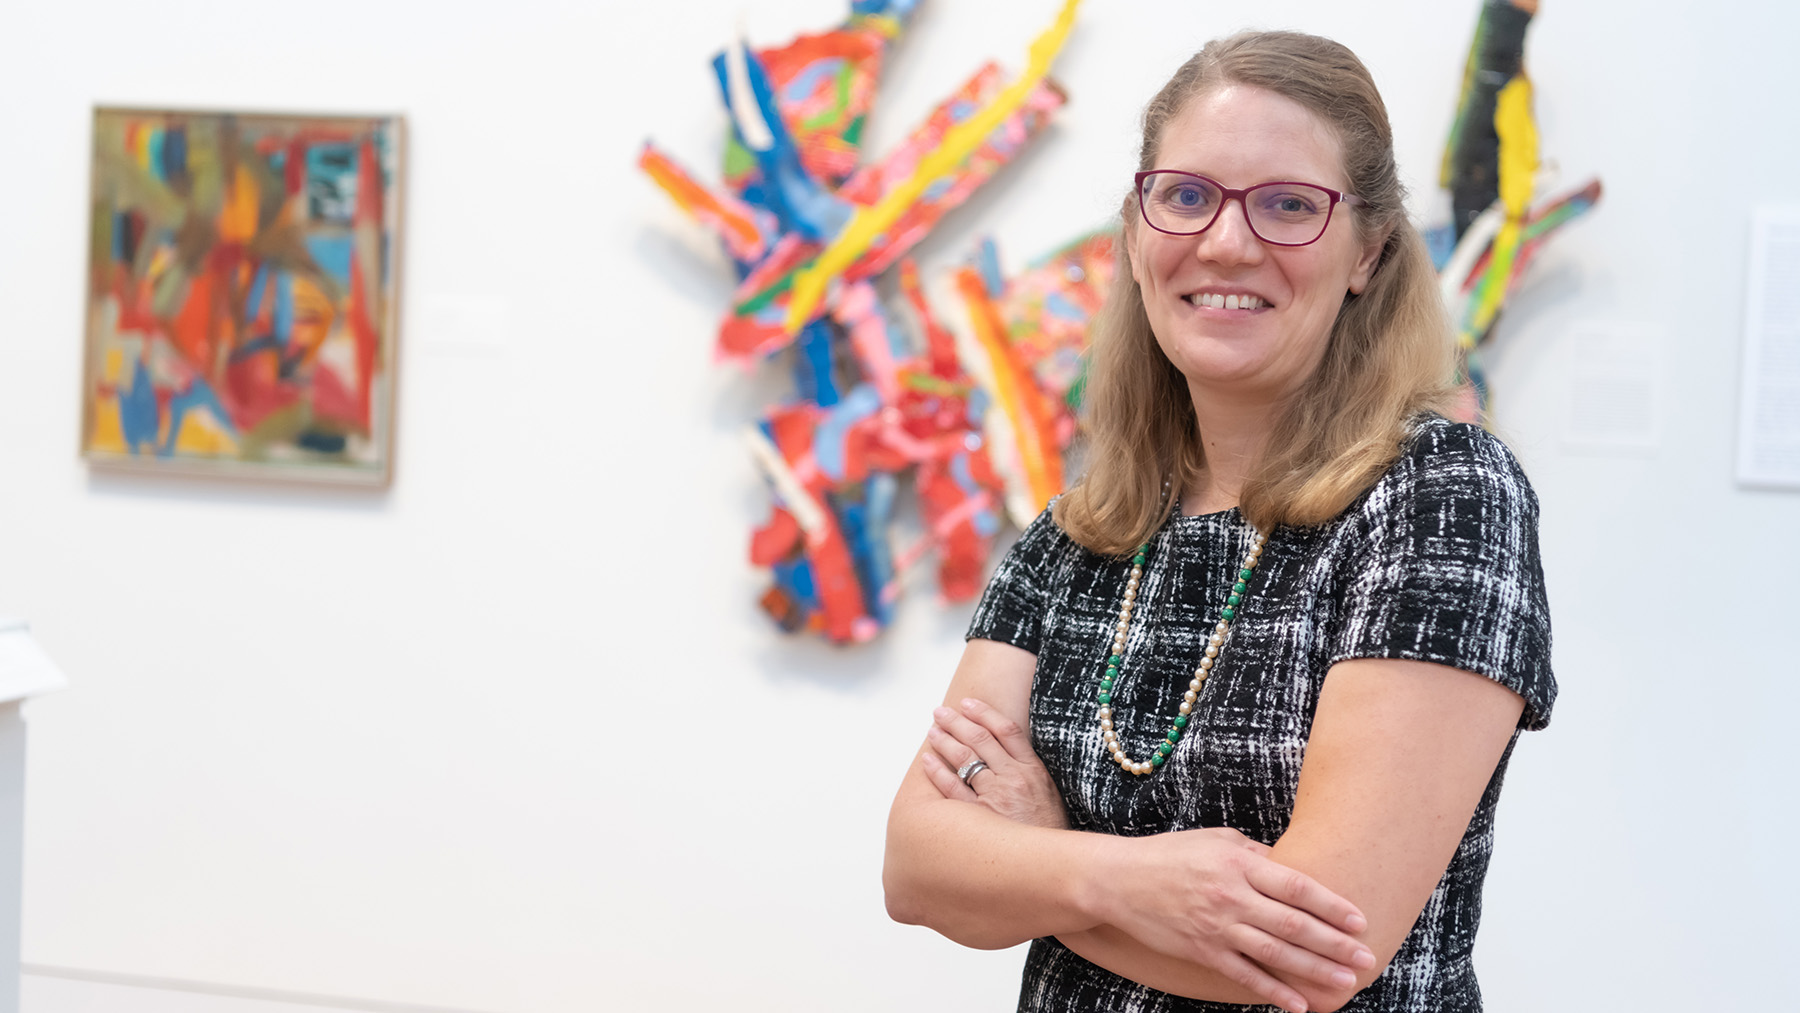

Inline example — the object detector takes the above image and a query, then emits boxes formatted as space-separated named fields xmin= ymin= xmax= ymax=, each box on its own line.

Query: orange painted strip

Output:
xmin=956 ymin=267 xmax=1061 ymax=510
xmin=638 ymin=144 xmax=767 ymax=263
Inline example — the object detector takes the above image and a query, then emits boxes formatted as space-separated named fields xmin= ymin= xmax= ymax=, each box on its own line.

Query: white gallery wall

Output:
xmin=1 ymin=0 xmax=1795 ymax=1009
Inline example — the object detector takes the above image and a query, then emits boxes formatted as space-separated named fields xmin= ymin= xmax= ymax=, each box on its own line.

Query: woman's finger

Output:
xmin=919 ymin=750 xmax=977 ymax=802
xmin=1244 ymin=856 xmax=1369 ymax=935
xmin=931 ymin=705 xmax=1011 ymax=769
xmin=924 ymin=725 xmax=975 ymax=769
xmin=1213 ymin=950 xmax=1310 ymax=1013
xmin=1245 ymin=894 xmax=1377 ymax=972
xmin=1225 ymin=921 xmax=1360 ymax=992
xmin=958 ymin=698 xmax=1035 ymax=763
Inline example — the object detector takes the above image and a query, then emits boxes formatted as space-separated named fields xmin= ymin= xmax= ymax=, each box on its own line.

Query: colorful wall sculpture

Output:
xmin=82 ymin=108 xmax=404 ymax=485
xmin=1428 ymin=0 xmax=1601 ymax=420
xmin=642 ymin=0 xmax=1094 ymax=643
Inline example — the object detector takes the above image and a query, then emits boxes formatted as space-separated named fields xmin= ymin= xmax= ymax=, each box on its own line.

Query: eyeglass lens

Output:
xmin=1139 ymin=173 xmax=1336 ymax=245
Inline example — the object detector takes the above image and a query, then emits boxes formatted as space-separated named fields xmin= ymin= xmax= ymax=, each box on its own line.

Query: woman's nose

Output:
xmin=1196 ymin=198 xmax=1264 ymax=264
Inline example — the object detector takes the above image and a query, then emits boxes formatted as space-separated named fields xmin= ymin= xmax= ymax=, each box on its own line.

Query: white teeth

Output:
xmin=1186 ymin=293 xmax=1264 ymax=310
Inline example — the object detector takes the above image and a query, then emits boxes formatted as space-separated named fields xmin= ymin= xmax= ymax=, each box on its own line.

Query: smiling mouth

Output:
xmin=1183 ymin=292 xmax=1268 ymax=310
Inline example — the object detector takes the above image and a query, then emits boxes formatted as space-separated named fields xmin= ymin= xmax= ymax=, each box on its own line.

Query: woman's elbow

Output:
xmin=882 ymin=863 xmax=1028 ymax=950
xmin=882 ymin=863 xmax=927 ymax=927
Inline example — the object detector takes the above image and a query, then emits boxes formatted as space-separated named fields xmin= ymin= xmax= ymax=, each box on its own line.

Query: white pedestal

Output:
xmin=0 ymin=621 xmax=70 ymax=1013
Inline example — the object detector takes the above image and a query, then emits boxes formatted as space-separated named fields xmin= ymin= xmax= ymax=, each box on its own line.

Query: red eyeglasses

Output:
xmin=1135 ymin=170 xmax=1364 ymax=247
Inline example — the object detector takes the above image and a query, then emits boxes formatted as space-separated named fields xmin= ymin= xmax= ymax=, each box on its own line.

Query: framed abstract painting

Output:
xmin=81 ymin=107 xmax=405 ymax=485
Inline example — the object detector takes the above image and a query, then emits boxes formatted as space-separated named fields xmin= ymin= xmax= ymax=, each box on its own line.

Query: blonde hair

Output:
xmin=1054 ymin=31 xmax=1454 ymax=554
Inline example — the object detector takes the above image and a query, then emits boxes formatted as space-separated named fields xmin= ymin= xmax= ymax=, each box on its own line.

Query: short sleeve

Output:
xmin=1329 ymin=421 xmax=1557 ymax=729
xmin=964 ymin=506 xmax=1065 ymax=655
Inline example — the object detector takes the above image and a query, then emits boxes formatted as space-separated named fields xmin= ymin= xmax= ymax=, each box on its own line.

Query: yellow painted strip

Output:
xmin=782 ymin=0 xmax=1081 ymax=334
xmin=1463 ymin=75 xmax=1538 ymax=345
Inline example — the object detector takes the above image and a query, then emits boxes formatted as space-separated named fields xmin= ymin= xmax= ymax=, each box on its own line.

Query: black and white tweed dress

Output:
xmin=965 ymin=416 xmax=1556 ymax=1013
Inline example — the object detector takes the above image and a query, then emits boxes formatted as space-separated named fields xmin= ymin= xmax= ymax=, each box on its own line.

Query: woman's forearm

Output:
xmin=883 ymin=785 xmax=1110 ymax=948
xmin=1058 ymin=924 xmax=1272 ymax=1005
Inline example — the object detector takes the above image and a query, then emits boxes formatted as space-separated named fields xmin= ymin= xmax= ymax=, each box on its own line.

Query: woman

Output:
xmin=883 ymin=30 xmax=1554 ymax=1013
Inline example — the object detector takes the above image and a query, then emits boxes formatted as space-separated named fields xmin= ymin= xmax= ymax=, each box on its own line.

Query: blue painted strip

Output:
xmin=794 ymin=319 xmax=841 ymax=408
xmin=976 ymin=237 xmax=1004 ymax=298
xmin=119 ymin=357 xmax=159 ymax=453
xmin=272 ymin=271 xmax=294 ymax=344
xmin=1044 ymin=291 xmax=1085 ymax=322
xmin=812 ymin=382 xmax=881 ymax=480
xmin=304 ymin=235 xmax=354 ymax=288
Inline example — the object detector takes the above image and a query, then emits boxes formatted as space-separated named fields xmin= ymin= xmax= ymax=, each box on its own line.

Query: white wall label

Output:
xmin=1737 ymin=207 xmax=1800 ymax=489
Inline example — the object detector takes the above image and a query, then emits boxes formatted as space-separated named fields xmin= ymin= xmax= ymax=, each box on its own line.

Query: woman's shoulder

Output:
xmin=1376 ymin=413 xmax=1539 ymax=513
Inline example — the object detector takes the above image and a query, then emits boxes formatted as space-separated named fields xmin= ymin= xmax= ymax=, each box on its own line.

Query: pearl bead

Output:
xmin=1097 ymin=526 xmax=1261 ymax=777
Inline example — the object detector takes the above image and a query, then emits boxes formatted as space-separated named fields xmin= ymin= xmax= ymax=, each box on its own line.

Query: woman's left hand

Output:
xmin=921 ymin=698 xmax=1068 ymax=830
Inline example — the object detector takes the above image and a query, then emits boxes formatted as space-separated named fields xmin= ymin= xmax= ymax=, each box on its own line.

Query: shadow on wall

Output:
xmin=84 ymin=468 xmax=392 ymax=516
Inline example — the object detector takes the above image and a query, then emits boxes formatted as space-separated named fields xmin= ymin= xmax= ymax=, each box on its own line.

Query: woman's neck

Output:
xmin=1181 ymin=383 xmax=1283 ymax=517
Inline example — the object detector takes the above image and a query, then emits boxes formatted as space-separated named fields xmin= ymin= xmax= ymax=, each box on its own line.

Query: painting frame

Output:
xmin=80 ymin=105 xmax=406 ymax=487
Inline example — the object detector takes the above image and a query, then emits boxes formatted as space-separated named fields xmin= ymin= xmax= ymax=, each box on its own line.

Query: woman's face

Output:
xmin=1128 ymin=84 xmax=1381 ymax=406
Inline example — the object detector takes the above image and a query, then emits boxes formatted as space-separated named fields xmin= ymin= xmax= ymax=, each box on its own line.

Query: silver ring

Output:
xmin=956 ymin=759 xmax=988 ymax=786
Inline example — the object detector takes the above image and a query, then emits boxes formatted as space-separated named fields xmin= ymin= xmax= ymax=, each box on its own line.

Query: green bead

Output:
xmin=1166 ymin=729 xmax=1180 ymax=743
xmin=1098 ymin=692 xmax=1111 ymax=704
xmin=1233 ymin=581 xmax=1247 ymax=594
xmin=1151 ymin=752 xmax=1166 ymax=767
xmin=1228 ymin=593 xmax=1241 ymax=606
xmin=1174 ymin=714 xmax=1188 ymax=728
xmin=1240 ymin=568 xmax=1254 ymax=581
xmin=1222 ymin=607 xmax=1235 ymax=620
xmin=1108 ymin=654 xmax=1121 ymax=666
xmin=1136 ymin=544 xmax=1149 ymax=552
xmin=1100 ymin=680 xmax=1114 ymax=692
xmin=1105 ymin=665 xmax=1118 ymax=678
xmin=1158 ymin=742 xmax=1173 ymax=757
xmin=1132 ymin=555 xmax=1146 ymax=567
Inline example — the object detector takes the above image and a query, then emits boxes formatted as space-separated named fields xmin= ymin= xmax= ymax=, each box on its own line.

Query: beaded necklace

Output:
xmin=1097 ymin=521 xmax=1268 ymax=775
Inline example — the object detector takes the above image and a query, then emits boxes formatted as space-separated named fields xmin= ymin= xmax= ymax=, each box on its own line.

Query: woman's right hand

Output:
xmin=1086 ymin=826 xmax=1376 ymax=1011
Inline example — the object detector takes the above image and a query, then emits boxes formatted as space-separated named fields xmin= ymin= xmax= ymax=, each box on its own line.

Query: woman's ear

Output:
xmin=1124 ymin=220 xmax=1144 ymax=289
xmin=1347 ymin=230 xmax=1385 ymax=295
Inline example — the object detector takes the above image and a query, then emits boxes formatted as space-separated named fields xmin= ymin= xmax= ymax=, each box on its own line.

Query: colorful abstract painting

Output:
xmin=81 ymin=107 xmax=404 ymax=485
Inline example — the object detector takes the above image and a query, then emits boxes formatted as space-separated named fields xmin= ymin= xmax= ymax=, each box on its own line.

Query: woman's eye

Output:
xmin=1262 ymin=192 xmax=1321 ymax=216
xmin=1167 ymin=185 xmax=1213 ymax=210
